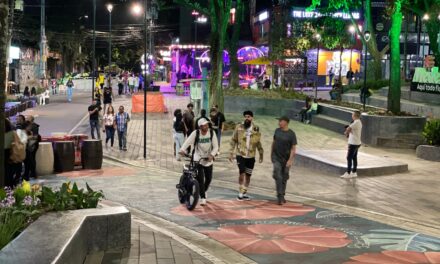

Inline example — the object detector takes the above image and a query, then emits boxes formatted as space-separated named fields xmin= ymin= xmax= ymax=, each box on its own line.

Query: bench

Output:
xmin=0 ymin=206 xmax=131 ymax=264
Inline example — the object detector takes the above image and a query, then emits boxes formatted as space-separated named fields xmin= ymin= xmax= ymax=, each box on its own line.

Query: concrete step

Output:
xmin=296 ymin=149 xmax=408 ymax=176
xmin=312 ymin=114 xmax=349 ymax=135
xmin=377 ymin=133 xmax=425 ymax=149
xmin=319 ymin=104 xmax=354 ymax=121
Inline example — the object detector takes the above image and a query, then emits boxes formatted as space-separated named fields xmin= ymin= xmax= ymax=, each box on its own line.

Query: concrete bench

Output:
xmin=0 ymin=206 xmax=131 ymax=264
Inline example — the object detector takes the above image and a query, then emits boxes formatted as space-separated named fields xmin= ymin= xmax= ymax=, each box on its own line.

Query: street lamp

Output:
xmin=131 ymin=1 xmax=148 ymax=159
xmin=362 ymin=30 xmax=371 ymax=111
xmin=107 ymin=3 xmax=113 ymax=81
xmin=314 ymin=33 xmax=321 ymax=98
xmin=422 ymin=14 xmax=429 ymax=62
xmin=92 ymin=0 xmax=96 ymax=99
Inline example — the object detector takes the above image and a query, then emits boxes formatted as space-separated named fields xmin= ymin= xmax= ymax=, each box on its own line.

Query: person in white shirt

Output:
xmin=39 ymin=88 xmax=50 ymax=105
xmin=179 ymin=118 xmax=219 ymax=206
xmin=341 ymin=110 xmax=363 ymax=179
xmin=128 ymin=74 xmax=135 ymax=94
xmin=134 ymin=75 xmax=140 ymax=93
xmin=102 ymin=105 xmax=116 ymax=148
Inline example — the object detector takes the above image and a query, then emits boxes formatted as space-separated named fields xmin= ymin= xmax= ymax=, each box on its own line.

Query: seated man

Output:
xmin=39 ymin=89 xmax=50 ymax=105
xmin=305 ymin=99 xmax=319 ymax=124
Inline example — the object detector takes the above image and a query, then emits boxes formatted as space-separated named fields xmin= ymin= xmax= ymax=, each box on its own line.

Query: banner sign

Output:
xmin=411 ymin=67 xmax=440 ymax=95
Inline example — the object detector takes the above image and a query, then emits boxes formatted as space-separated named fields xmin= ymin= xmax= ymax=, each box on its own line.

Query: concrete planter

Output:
xmin=224 ymin=96 xmax=304 ymax=117
xmin=360 ymin=114 xmax=426 ymax=148
xmin=416 ymin=145 xmax=440 ymax=161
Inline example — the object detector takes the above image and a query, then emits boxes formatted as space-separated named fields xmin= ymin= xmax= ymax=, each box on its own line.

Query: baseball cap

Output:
xmin=276 ymin=116 xmax=290 ymax=123
xmin=198 ymin=118 xmax=209 ymax=127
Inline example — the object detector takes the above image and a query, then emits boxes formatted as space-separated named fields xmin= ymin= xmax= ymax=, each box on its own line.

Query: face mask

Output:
xmin=244 ymin=119 xmax=252 ymax=129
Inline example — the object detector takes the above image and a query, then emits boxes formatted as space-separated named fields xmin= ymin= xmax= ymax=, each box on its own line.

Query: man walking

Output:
xmin=88 ymin=100 xmax=102 ymax=140
xmin=179 ymin=118 xmax=218 ymax=206
xmin=210 ymin=105 xmax=226 ymax=150
xmin=25 ymin=115 xmax=40 ymax=180
xmin=341 ymin=111 xmax=363 ymax=179
xmin=229 ymin=110 xmax=263 ymax=201
xmin=115 ymin=105 xmax=130 ymax=151
xmin=183 ymin=103 xmax=195 ymax=138
xmin=271 ymin=116 xmax=297 ymax=205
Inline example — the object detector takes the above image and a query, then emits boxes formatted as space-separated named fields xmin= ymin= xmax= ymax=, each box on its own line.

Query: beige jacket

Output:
xmin=229 ymin=123 xmax=263 ymax=159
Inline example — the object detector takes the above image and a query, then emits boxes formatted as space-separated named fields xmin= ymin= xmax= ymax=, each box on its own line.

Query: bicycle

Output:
xmin=176 ymin=156 xmax=207 ymax=210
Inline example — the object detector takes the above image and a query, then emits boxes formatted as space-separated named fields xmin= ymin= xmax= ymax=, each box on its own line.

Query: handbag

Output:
xmin=10 ymin=132 xmax=26 ymax=163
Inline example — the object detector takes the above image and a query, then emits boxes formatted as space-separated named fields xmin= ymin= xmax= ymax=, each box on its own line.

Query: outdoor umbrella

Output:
xmin=243 ymin=57 xmax=271 ymax=65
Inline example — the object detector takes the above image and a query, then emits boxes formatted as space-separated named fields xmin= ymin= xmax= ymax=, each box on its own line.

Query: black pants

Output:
xmin=118 ymin=84 xmax=123 ymax=95
xmin=24 ymin=149 xmax=37 ymax=180
xmin=196 ymin=164 xmax=213 ymax=199
xmin=347 ymin=144 xmax=360 ymax=173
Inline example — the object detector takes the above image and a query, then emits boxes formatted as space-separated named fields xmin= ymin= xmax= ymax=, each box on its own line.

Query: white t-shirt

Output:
xmin=180 ymin=130 xmax=219 ymax=167
xmin=245 ymin=126 xmax=252 ymax=158
xmin=348 ymin=119 xmax=362 ymax=145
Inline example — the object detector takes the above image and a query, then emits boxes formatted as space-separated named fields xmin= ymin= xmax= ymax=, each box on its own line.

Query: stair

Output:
xmin=312 ymin=115 xmax=349 ymax=134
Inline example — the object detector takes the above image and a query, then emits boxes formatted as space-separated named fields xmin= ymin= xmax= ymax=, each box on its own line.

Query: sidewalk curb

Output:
xmin=101 ymin=200 xmax=256 ymax=264
xmin=102 ymin=156 xmax=440 ymax=238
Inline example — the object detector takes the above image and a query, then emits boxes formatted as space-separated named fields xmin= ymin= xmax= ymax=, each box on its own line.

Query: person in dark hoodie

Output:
xmin=24 ymin=115 xmax=40 ymax=179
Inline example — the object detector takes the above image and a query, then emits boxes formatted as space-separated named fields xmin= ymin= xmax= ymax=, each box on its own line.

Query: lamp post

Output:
xmin=362 ymin=30 xmax=371 ymax=111
xmin=92 ymin=0 xmax=96 ymax=99
xmin=422 ymin=13 xmax=429 ymax=62
xmin=107 ymin=3 xmax=113 ymax=77
xmin=132 ymin=2 xmax=148 ymax=159
xmin=191 ymin=10 xmax=199 ymax=78
xmin=314 ymin=33 xmax=321 ymax=99
xmin=348 ymin=25 xmax=355 ymax=72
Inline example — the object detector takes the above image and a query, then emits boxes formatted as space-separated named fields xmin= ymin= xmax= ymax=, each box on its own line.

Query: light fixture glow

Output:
xmin=423 ymin=13 xmax=429 ymax=20
xmin=106 ymin=3 xmax=113 ymax=13
xmin=349 ymin=25 xmax=355 ymax=34
xmin=131 ymin=3 xmax=142 ymax=16
xmin=258 ymin=11 xmax=268 ymax=22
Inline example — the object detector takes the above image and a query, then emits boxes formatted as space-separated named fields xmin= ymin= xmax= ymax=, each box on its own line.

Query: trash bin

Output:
xmin=81 ymin=139 xmax=103 ymax=169
xmin=53 ymin=141 xmax=75 ymax=172
xmin=36 ymin=142 xmax=54 ymax=176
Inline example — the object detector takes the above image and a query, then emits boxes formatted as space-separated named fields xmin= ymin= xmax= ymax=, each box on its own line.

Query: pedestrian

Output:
xmin=134 ymin=74 xmax=140 ymax=93
xmin=179 ymin=118 xmax=219 ymax=206
xmin=123 ymin=72 xmax=129 ymax=94
xmin=328 ymin=67 xmax=334 ymax=86
xmin=66 ymin=79 xmax=74 ymax=102
xmin=229 ymin=110 xmax=263 ymax=201
xmin=183 ymin=103 xmax=195 ymax=152
xmin=128 ymin=74 xmax=135 ymax=94
xmin=115 ymin=105 xmax=130 ymax=151
xmin=118 ymin=75 xmax=124 ymax=96
xmin=103 ymin=86 xmax=113 ymax=115
xmin=210 ymin=105 xmax=226 ymax=150
xmin=102 ymin=105 xmax=116 ymax=149
xmin=4 ymin=119 xmax=17 ymax=188
xmin=173 ymin=109 xmax=186 ymax=161
xmin=341 ymin=110 xmax=363 ymax=179
xmin=24 ymin=115 xmax=40 ymax=180
xmin=263 ymin=76 xmax=271 ymax=91
xmin=14 ymin=116 xmax=28 ymax=184
xmin=88 ymin=100 xmax=102 ymax=140
xmin=31 ymin=87 xmax=37 ymax=97
xmin=98 ymin=73 xmax=105 ymax=90
xmin=195 ymin=109 xmax=211 ymax=129
xmin=346 ymin=68 xmax=354 ymax=85
xmin=271 ymin=116 xmax=297 ymax=205
xmin=305 ymin=99 xmax=319 ymax=124
xmin=23 ymin=86 xmax=30 ymax=98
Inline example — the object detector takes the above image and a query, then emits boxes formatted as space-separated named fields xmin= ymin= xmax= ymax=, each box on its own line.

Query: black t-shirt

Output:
xmin=272 ymin=128 xmax=297 ymax=163
xmin=103 ymin=88 xmax=112 ymax=102
xmin=264 ymin=79 xmax=271 ymax=88
xmin=211 ymin=112 xmax=226 ymax=130
xmin=88 ymin=104 xmax=101 ymax=121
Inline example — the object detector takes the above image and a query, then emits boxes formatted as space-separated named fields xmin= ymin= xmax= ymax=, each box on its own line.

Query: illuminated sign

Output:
xmin=9 ymin=46 xmax=20 ymax=61
xmin=411 ymin=67 xmax=440 ymax=94
xmin=292 ymin=9 xmax=360 ymax=20
xmin=258 ymin=11 xmax=268 ymax=22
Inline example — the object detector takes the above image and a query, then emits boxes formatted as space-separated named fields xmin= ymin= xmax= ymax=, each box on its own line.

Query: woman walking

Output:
xmin=173 ymin=109 xmax=186 ymax=161
xmin=103 ymin=86 xmax=113 ymax=115
xmin=103 ymin=105 xmax=116 ymax=148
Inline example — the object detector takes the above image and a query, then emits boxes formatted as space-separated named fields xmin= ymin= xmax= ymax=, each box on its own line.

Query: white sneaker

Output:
xmin=200 ymin=198 xmax=207 ymax=206
xmin=340 ymin=172 xmax=351 ymax=179
xmin=351 ymin=172 xmax=358 ymax=178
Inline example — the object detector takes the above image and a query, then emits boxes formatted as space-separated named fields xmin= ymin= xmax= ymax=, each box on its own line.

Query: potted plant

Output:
xmin=416 ymin=119 xmax=440 ymax=161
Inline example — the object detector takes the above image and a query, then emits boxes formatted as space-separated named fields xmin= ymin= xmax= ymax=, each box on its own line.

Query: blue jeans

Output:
xmin=90 ymin=120 xmax=101 ymax=139
xmin=215 ymin=129 xmax=222 ymax=147
xmin=174 ymin=132 xmax=185 ymax=159
xmin=105 ymin=126 xmax=115 ymax=147
xmin=117 ymin=129 xmax=127 ymax=149
xmin=347 ymin=144 xmax=360 ymax=173
xmin=306 ymin=110 xmax=317 ymax=123
xmin=67 ymin=87 xmax=73 ymax=102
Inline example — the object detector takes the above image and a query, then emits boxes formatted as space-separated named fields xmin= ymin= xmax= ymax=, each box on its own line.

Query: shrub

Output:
xmin=343 ymin=79 xmax=389 ymax=93
xmin=224 ymin=88 xmax=307 ymax=100
xmin=422 ymin=119 xmax=440 ymax=146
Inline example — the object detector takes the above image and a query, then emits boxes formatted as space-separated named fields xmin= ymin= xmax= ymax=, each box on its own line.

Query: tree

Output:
xmin=310 ymin=0 xmax=389 ymax=80
xmin=174 ymin=0 xmax=232 ymax=111
xmin=227 ymin=0 xmax=245 ymax=89
xmin=0 ymin=0 xmax=9 ymax=187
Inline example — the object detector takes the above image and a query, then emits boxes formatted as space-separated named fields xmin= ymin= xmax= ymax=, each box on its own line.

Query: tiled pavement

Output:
xmin=71 ymin=93 xmax=440 ymax=228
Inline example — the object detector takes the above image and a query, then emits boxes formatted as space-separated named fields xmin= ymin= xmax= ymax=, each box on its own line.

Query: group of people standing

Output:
xmin=116 ymin=72 xmax=143 ymax=96
xmin=3 ymin=115 xmax=40 ymax=188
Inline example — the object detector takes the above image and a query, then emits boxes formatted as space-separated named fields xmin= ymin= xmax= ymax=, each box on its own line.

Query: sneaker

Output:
xmin=282 ymin=197 xmax=287 ymax=203
xmin=237 ymin=193 xmax=244 ymax=201
xmin=340 ymin=172 xmax=351 ymax=179
xmin=200 ymin=198 xmax=207 ymax=206
xmin=277 ymin=196 xmax=283 ymax=205
xmin=242 ymin=194 xmax=251 ymax=201
xmin=351 ymin=172 xmax=358 ymax=178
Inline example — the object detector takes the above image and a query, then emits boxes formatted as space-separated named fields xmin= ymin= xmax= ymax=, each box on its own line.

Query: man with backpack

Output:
xmin=229 ymin=110 xmax=263 ymax=201
xmin=179 ymin=118 xmax=219 ymax=206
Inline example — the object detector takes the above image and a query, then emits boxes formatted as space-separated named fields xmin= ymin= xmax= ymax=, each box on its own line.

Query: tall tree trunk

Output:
xmin=339 ymin=46 xmax=343 ymax=81
xmin=228 ymin=0 xmax=243 ymax=89
xmin=426 ymin=21 xmax=440 ymax=66
xmin=0 ymin=0 xmax=9 ymax=187
xmin=388 ymin=1 xmax=403 ymax=113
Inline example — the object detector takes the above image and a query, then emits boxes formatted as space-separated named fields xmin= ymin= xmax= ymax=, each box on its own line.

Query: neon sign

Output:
xmin=292 ymin=9 xmax=360 ymax=20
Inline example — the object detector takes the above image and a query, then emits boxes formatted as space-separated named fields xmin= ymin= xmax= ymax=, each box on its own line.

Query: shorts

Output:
xmin=236 ymin=156 xmax=256 ymax=176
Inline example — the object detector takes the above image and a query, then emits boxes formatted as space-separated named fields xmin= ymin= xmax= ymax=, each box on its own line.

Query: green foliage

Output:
xmin=0 ymin=208 xmax=27 ymax=250
xmin=224 ymin=89 xmax=307 ymax=100
xmin=344 ymin=79 xmax=389 ymax=92
xmin=423 ymin=119 xmax=440 ymax=146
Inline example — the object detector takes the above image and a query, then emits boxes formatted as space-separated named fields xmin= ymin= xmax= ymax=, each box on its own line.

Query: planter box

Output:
xmin=0 ymin=206 xmax=131 ymax=264
xmin=416 ymin=145 xmax=440 ymax=161
xmin=224 ymin=96 xmax=305 ymax=118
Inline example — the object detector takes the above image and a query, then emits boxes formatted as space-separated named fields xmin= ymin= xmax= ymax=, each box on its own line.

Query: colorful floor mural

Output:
xmin=171 ymin=187 xmax=440 ymax=264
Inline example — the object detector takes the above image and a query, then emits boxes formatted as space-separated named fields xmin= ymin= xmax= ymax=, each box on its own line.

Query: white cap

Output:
xmin=198 ymin=118 xmax=209 ymax=127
